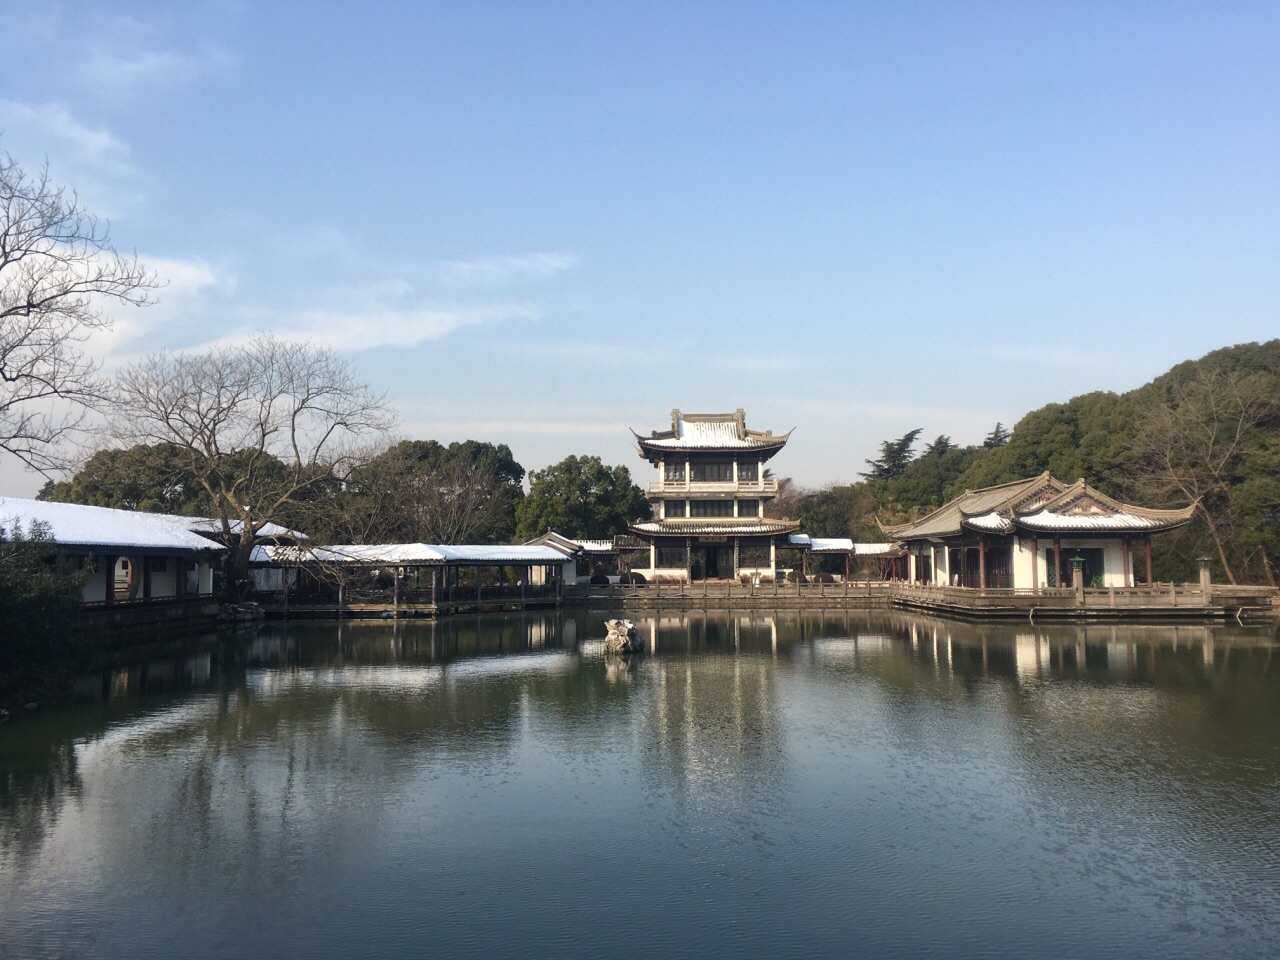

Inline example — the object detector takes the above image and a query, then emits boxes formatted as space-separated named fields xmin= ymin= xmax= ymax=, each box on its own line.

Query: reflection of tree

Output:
xmin=0 ymin=741 xmax=82 ymax=872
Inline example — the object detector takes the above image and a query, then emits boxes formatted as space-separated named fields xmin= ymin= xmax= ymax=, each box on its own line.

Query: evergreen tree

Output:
xmin=515 ymin=455 xmax=647 ymax=541
xmin=983 ymin=422 xmax=1011 ymax=448
xmin=860 ymin=428 xmax=922 ymax=480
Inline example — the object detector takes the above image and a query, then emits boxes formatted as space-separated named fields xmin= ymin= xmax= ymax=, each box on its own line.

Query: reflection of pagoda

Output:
xmin=629 ymin=409 xmax=799 ymax=581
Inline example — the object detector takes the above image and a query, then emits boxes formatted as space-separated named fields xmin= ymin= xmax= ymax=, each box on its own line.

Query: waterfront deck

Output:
xmin=563 ymin=579 xmax=1279 ymax=620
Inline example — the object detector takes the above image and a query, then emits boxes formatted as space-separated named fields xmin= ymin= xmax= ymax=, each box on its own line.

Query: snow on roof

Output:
xmin=634 ymin=409 xmax=790 ymax=452
xmin=251 ymin=542 xmax=568 ymax=565
xmin=646 ymin=419 xmax=762 ymax=447
xmin=187 ymin=517 xmax=307 ymax=540
xmin=0 ymin=497 xmax=224 ymax=553
xmin=964 ymin=512 xmax=1015 ymax=533
xmin=852 ymin=543 xmax=901 ymax=556
xmin=789 ymin=534 xmax=896 ymax=554
xmin=1017 ymin=510 xmax=1174 ymax=532
xmin=433 ymin=544 xmax=568 ymax=563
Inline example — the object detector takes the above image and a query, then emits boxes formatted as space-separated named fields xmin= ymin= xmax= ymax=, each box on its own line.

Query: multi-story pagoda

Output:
xmin=629 ymin=409 xmax=799 ymax=581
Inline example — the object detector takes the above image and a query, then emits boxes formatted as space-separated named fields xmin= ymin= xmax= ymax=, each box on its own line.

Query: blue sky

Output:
xmin=2 ymin=1 xmax=1278 ymax=497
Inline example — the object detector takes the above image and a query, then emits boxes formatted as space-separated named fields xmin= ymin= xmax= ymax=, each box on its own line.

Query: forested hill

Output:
xmin=784 ymin=340 xmax=1280 ymax=584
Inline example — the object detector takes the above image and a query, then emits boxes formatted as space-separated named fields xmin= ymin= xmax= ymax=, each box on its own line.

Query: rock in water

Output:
xmin=604 ymin=618 xmax=641 ymax=654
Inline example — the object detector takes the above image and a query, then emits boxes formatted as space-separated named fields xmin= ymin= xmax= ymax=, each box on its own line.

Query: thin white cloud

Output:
xmin=502 ymin=340 xmax=628 ymax=363
xmin=187 ymin=302 xmax=541 ymax=354
xmin=432 ymin=252 xmax=579 ymax=287
xmin=0 ymin=100 xmax=131 ymax=171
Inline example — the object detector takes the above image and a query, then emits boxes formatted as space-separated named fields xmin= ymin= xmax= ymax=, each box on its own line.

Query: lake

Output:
xmin=2 ymin=609 xmax=1278 ymax=959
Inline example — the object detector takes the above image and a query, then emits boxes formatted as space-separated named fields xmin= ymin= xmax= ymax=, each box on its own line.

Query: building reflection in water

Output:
xmin=2 ymin=607 xmax=1277 ymax=929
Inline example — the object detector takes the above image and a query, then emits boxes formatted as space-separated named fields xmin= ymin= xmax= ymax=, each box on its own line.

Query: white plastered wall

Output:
xmin=1015 ymin=537 xmax=1130 ymax=588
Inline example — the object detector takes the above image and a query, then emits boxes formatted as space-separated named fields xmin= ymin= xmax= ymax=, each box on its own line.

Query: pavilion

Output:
xmin=879 ymin=473 xmax=1196 ymax=590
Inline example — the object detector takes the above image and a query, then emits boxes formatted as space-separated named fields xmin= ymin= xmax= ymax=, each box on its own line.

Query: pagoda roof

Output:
xmin=630 ymin=519 xmax=800 ymax=537
xmin=879 ymin=473 xmax=1196 ymax=541
xmin=633 ymin=408 xmax=791 ymax=461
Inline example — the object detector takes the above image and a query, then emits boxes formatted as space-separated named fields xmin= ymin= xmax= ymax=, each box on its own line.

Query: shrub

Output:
xmin=786 ymin=570 xmax=808 ymax=584
xmin=620 ymin=572 xmax=647 ymax=585
xmin=589 ymin=572 xmax=611 ymax=585
xmin=0 ymin=522 xmax=96 ymax=709
xmin=815 ymin=572 xmax=835 ymax=584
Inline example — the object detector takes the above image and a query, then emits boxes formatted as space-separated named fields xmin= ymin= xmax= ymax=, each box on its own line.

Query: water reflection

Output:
xmin=1 ymin=609 xmax=1278 ymax=959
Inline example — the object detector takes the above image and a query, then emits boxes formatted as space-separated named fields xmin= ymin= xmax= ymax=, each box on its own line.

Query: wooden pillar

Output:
xmin=978 ymin=536 xmax=987 ymax=590
xmin=476 ymin=565 xmax=482 ymax=602
xmin=1030 ymin=537 xmax=1039 ymax=594
xmin=521 ymin=565 xmax=528 ymax=602
xmin=142 ymin=557 xmax=152 ymax=601
xmin=102 ymin=555 xmax=115 ymax=605
xmin=1144 ymin=537 xmax=1153 ymax=586
xmin=393 ymin=568 xmax=401 ymax=608
xmin=1053 ymin=538 xmax=1062 ymax=589
xmin=1121 ymin=538 xmax=1131 ymax=588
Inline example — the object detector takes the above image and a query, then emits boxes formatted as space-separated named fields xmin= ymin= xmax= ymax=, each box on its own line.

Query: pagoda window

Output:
xmin=665 ymin=499 xmax=686 ymax=518
xmin=664 ymin=462 xmax=685 ymax=482
xmin=737 ymin=461 xmax=759 ymax=482
xmin=690 ymin=499 xmax=735 ymax=517
xmin=690 ymin=461 xmax=733 ymax=482
xmin=737 ymin=499 xmax=759 ymax=517
xmin=739 ymin=537 xmax=770 ymax=567
xmin=656 ymin=545 xmax=686 ymax=568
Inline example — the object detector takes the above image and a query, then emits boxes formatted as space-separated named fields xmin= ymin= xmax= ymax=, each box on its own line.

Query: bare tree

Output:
xmin=109 ymin=334 xmax=397 ymax=594
xmin=1 ymin=152 xmax=158 ymax=472
xmin=1133 ymin=365 xmax=1278 ymax=584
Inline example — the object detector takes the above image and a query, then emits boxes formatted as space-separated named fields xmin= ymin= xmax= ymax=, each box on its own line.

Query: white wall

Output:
xmin=82 ymin=563 xmax=108 ymax=603
xmin=1015 ymin=537 xmax=1131 ymax=588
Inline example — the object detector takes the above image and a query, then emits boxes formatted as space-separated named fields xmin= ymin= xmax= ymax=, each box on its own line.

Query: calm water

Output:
xmin=2 ymin=610 xmax=1279 ymax=959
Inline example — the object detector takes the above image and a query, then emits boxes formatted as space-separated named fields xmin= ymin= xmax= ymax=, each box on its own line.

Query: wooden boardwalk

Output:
xmin=565 ymin=580 xmax=1279 ymax=621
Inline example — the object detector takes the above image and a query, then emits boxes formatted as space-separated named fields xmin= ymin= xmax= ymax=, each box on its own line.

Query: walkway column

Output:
xmin=978 ymin=536 xmax=987 ymax=590
xmin=102 ymin=555 xmax=115 ymax=606
xmin=1031 ymin=537 xmax=1039 ymax=594
xmin=1053 ymin=538 xmax=1062 ymax=589
xmin=1145 ymin=538 xmax=1153 ymax=585
xmin=1121 ymin=538 xmax=1131 ymax=588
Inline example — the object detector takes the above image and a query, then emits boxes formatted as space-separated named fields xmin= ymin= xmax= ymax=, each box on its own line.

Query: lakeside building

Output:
xmin=879 ymin=473 xmax=1196 ymax=589
xmin=628 ymin=409 xmax=800 ymax=581
xmin=0 ymin=497 xmax=224 ymax=609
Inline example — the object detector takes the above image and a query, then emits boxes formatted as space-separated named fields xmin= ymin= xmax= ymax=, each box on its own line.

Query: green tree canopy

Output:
xmin=515 ymin=455 xmax=647 ymax=541
xmin=39 ymin=443 xmax=210 ymax=514
xmin=336 ymin=439 xmax=526 ymax=544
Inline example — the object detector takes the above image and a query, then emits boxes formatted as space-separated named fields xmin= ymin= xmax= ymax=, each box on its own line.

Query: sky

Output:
xmin=2 ymin=1 xmax=1278 ymax=498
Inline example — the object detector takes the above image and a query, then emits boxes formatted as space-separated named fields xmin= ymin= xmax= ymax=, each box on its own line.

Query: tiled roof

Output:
xmin=881 ymin=473 xmax=1195 ymax=541
xmin=633 ymin=409 xmax=791 ymax=453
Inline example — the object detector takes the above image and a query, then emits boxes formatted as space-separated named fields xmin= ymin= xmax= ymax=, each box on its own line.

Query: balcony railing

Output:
xmin=646 ymin=479 xmax=778 ymax=496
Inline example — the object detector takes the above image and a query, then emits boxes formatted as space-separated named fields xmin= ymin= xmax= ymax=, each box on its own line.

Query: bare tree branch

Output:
xmin=108 ymin=334 xmax=397 ymax=595
xmin=0 ymin=151 xmax=160 ymax=472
